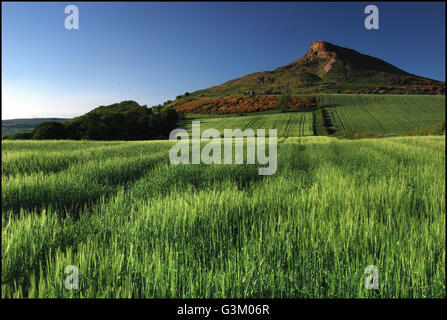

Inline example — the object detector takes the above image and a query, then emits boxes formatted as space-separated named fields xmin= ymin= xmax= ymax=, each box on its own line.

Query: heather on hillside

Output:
xmin=173 ymin=95 xmax=318 ymax=114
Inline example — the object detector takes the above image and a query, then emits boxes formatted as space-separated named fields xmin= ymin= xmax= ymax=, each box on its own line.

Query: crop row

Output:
xmin=320 ymin=94 xmax=446 ymax=135
xmin=179 ymin=112 xmax=314 ymax=137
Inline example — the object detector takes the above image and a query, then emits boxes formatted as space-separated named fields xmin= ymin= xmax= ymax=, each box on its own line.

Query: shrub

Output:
xmin=276 ymin=95 xmax=292 ymax=112
xmin=404 ymin=121 xmax=445 ymax=136
xmin=33 ymin=122 xmax=67 ymax=139
xmin=7 ymin=131 xmax=34 ymax=140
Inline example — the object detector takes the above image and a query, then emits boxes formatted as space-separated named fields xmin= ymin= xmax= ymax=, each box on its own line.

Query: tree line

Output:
xmin=4 ymin=100 xmax=179 ymax=140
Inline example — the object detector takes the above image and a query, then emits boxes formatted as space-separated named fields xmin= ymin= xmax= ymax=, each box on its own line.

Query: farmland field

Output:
xmin=321 ymin=94 xmax=446 ymax=135
xmin=178 ymin=112 xmax=314 ymax=137
xmin=2 ymin=136 xmax=445 ymax=298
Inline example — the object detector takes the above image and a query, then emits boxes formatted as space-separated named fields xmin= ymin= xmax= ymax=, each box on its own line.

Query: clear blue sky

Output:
xmin=2 ymin=2 xmax=445 ymax=119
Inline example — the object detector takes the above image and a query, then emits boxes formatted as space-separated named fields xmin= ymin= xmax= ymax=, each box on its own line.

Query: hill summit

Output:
xmin=192 ymin=41 xmax=444 ymax=96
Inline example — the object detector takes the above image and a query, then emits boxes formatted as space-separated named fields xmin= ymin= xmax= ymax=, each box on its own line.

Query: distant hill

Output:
xmin=170 ymin=41 xmax=445 ymax=115
xmin=1 ymin=118 xmax=69 ymax=136
xmin=192 ymin=41 xmax=445 ymax=96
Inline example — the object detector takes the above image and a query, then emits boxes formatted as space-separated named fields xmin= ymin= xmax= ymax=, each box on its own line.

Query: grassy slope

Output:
xmin=321 ymin=94 xmax=446 ymax=135
xmin=2 ymin=137 xmax=445 ymax=298
xmin=178 ymin=112 xmax=314 ymax=137
xmin=176 ymin=94 xmax=445 ymax=137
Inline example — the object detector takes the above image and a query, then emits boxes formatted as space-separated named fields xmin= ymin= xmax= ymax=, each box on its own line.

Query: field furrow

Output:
xmin=179 ymin=112 xmax=314 ymax=138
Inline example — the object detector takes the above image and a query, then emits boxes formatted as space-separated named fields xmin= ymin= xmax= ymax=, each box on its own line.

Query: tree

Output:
xmin=33 ymin=122 xmax=67 ymax=139
xmin=7 ymin=131 xmax=34 ymax=140
xmin=276 ymin=95 xmax=292 ymax=113
xmin=61 ymin=100 xmax=179 ymax=141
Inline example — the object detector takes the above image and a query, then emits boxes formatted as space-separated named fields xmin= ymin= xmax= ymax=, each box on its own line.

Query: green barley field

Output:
xmin=321 ymin=94 xmax=445 ymax=135
xmin=178 ymin=112 xmax=314 ymax=137
xmin=2 ymin=136 xmax=445 ymax=298
xmin=176 ymin=95 xmax=445 ymax=138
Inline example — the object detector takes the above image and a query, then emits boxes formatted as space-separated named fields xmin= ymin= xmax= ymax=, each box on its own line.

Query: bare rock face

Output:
xmin=280 ymin=40 xmax=341 ymax=74
xmin=305 ymin=41 xmax=338 ymax=73
xmin=306 ymin=41 xmax=332 ymax=58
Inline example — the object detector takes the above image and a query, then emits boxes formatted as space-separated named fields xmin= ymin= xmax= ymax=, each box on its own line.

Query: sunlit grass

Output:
xmin=321 ymin=94 xmax=445 ymax=135
xmin=1 ymin=137 xmax=445 ymax=298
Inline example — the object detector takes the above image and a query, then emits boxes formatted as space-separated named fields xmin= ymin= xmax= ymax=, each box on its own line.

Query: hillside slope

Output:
xmin=176 ymin=94 xmax=445 ymax=137
xmin=189 ymin=41 xmax=445 ymax=97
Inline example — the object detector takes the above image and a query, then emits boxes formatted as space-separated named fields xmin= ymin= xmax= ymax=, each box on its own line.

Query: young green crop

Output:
xmin=1 ymin=137 xmax=445 ymax=298
xmin=320 ymin=94 xmax=445 ymax=135
xmin=179 ymin=112 xmax=314 ymax=137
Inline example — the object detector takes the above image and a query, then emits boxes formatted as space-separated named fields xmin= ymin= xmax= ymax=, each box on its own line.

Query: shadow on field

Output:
xmin=2 ymin=157 xmax=168 ymax=219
